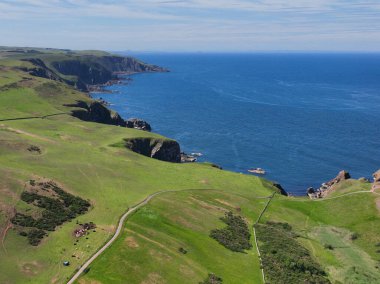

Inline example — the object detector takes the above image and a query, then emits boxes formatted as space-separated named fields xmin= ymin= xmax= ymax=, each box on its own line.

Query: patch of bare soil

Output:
xmin=0 ymin=124 xmax=55 ymax=143
xmin=189 ymin=196 xmax=226 ymax=212
xmin=179 ymin=264 xmax=197 ymax=278
xmin=125 ymin=236 xmax=139 ymax=248
xmin=20 ymin=261 xmax=43 ymax=276
xmin=214 ymin=198 xmax=236 ymax=208
xmin=148 ymin=249 xmax=172 ymax=262
xmin=140 ymin=272 xmax=165 ymax=284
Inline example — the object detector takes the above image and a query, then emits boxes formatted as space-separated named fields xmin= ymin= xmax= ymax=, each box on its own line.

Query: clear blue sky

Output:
xmin=1 ymin=0 xmax=380 ymax=52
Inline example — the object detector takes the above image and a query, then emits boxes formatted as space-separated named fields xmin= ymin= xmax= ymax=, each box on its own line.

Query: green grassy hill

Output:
xmin=0 ymin=47 xmax=379 ymax=284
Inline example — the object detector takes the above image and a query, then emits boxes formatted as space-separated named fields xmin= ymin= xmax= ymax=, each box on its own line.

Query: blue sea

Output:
xmin=92 ymin=53 xmax=380 ymax=195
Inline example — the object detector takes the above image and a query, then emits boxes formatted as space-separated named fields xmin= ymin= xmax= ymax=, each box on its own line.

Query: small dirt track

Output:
xmin=67 ymin=191 xmax=164 ymax=284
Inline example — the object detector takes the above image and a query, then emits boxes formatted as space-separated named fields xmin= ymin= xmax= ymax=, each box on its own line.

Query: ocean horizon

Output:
xmin=92 ymin=52 xmax=380 ymax=195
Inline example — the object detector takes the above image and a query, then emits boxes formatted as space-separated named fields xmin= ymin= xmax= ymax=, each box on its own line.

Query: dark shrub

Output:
xmin=210 ymin=211 xmax=252 ymax=252
xmin=27 ymin=229 xmax=46 ymax=246
xmin=12 ymin=181 xmax=91 ymax=245
xmin=256 ymin=222 xmax=330 ymax=284
xmin=199 ymin=273 xmax=222 ymax=284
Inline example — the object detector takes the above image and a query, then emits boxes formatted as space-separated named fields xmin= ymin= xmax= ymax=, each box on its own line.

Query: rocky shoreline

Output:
xmin=86 ymin=69 xmax=202 ymax=165
xmin=90 ymin=71 xmax=380 ymax=198
xmin=307 ymin=169 xmax=379 ymax=199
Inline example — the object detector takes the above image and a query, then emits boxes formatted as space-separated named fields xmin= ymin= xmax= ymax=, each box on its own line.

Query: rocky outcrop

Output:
xmin=181 ymin=152 xmax=197 ymax=163
xmin=20 ymin=58 xmax=65 ymax=83
xmin=272 ymin=183 xmax=288 ymax=196
xmin=307 ymin=170 xmax=350 ymax=199
xmin=123 ymin=138 xmax=181 ymax=163
xmin=126 ymin=118 xmax=151 ymax=131
xmin=372 ymin=169 xmax=380 ymax=192
xmin=67 ymin=101 xmax=127 ymax=127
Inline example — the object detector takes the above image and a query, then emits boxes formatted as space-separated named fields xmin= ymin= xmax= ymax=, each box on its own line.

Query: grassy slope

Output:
xmin=0 ymin=51 xmax=274 ymax=284
xmin=79 ymin=189 xmax=269 ymax=284
xmin=261 ymin=180 xmax=380 ymax=283
xmin=1 ymin=49 xmax=379 ymax=284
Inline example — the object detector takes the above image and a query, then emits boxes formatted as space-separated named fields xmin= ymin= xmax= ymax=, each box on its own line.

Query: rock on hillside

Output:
xmin=123 ymin=137 xmax=181 ymax=163
xmin=372 ymin=169 xmax=380 ymax=192
xmin=126 ymin=118 xmax=151 ymax=131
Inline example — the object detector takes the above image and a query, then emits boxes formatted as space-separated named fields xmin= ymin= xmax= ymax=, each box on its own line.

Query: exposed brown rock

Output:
xmin=373 ymin=169 xmax=380 ymax=183
xmin=307 ymin=170 xmax=350 ymax=199
xmin=372 ymin=169 xmax=380 ymax=192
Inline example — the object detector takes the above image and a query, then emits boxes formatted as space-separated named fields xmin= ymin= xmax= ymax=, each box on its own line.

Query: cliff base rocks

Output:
xmin=372 ymin=169 xmax=380 ymax=192
xmin=126 ymin=118 xmax=151 ymax=131
xmin=307 ymin=170 xmax=350 ymax=199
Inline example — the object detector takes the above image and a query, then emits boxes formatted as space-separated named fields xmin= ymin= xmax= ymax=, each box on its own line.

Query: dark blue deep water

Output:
xmin=92 ymin=53 xmax=380 ymax=195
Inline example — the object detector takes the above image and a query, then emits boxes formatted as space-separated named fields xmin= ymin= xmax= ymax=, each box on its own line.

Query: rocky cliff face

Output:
xmin=20 ymin=58 xmax=67 ymax=83
xmin=22 ymin=54 xmax=168 ymax=92
xmin=51 ymin=59 xmax=112 ymax=87
xmin=272 ymin=183 xmax=288 ymax=196
xmin=123 ymin=138 xmax=181 ymax=163
xmin=67 ymin=101 xmax=127 ymax=127
xmin=96 ymin=56 xmax=167 ymax=73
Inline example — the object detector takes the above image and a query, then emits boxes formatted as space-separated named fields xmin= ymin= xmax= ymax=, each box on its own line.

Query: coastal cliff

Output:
xmin=123 ymin=137 xmax=181 ymax=163
xmin=22 ymin=54 xmax=168 ymax=91
xmin=20 ymin=52 xmax=164 ymax=130
xmin=67 ymin=101 xmax=127 ymax=127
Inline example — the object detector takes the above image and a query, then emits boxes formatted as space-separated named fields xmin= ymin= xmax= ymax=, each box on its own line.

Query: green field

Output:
xmin=0 ymin=47 xmax=379 ymax=284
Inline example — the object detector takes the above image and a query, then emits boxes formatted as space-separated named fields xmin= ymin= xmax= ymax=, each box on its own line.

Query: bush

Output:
xmin=256 ymin=222 xmax=330 ymax=284
xmin=324 ymin=244 xmax=334 ymax=250
xmin=178 ymin=247 xmax=188 ymax=254
xmin=27 ymin=229 xmax=46 ymax=246
xmin=199 ymin=273 xmax=222 ymax=284
xmin=350 ymin=233 xmax=359 ymax=240
xmin=12 ymin=181 xmax=91 ymax=245
xmin=210 ymin=211 xmax=252 ymax=252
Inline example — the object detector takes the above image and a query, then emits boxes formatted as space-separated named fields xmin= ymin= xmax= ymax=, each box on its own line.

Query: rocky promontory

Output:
xmin=123 ymin=137 xmax=181 ymax=163
xmin=307 ymin=170 xmax=351 ymax=198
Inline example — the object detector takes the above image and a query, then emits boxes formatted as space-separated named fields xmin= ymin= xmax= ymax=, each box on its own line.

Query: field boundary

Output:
xmin=253 ymin=192 xmax=276 ymax=284
xmin=0 ymin=112 xmax=69 ymax=122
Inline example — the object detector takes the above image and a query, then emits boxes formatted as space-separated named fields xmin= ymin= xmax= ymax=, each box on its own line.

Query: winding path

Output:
xmin=67 ymin=191 xmax=164 ymax=284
